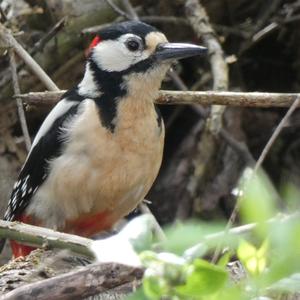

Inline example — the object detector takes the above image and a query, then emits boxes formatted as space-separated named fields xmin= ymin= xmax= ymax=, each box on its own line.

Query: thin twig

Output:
xmin=0 ymin=17 xmax=66 ymax=92
xmin=9 ymin=49 xmax=31 ymax=151
xmin=121 ymin=0 xmax=139 ymax=20
xmin=255 ymin=0 xmax=282 ymax=31
xmin=31 ymin=17 xmax=66 ymax=56
xmin=220 ymin=128 xmax=255 ymax=166
xmin=17 ymin=90 xmax=300 ymax=108
xmin=184 ymin=213 xmax=299 ymax=260
xmin=167 ymin=68 xmax=189 ymax=91
xmin=105 ymin=0 xmax=131 ymax=19
xmin=215 ymin=97 xmax=300 ymax=261
xmin=0 ymin=22 xmax=59 ymax=91
xmin=82 ymin=16 xmax=247 ymax=38
xmin=165 ymin=69 xmax=208 ymax=128
xmin=254 ymin=95 xmax=300 ymax=172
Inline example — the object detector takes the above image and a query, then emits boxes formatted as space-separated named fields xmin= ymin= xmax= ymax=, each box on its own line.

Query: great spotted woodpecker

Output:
xmin=0 ymin=21 xmax=207 ymax=257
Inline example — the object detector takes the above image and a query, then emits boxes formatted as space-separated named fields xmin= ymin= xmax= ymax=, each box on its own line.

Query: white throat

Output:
xmin=78 ymin=63 xmax=101 ymax=98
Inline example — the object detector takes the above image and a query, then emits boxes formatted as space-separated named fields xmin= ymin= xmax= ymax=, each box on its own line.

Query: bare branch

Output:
xmin=0 ymin=23 xmax=59 ymax=91
xmin=82 ymin=16 xmax=247 ymax=38
xmin=0 ymin=18 xmax=65 ymax=94
xmin=31 ymin=17 xmax=66 ymax=56
xmin=184 ymin=213 xmax=299 ymax=260
xmin=17 ymin=90 xmax=300 ymax=109
xmin=121 ymin=0 xmax=139 ymax=20
xmin=254 ymin=95 xmax=300 ymax=172
xmin=185 ymin=0 xmax=228 ymax=134
xmin=9 ymin=49 xmax=31 ymax=151
xmin=219 ymin=129 xmax=255 ymax=166
xmin=0 ymin=220 xmax=94 ymax=258
xmin=104 ymin=0 xmax=131 ymax=19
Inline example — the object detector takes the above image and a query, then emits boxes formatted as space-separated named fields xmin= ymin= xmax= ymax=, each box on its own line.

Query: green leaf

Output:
xmin=163 ymin=221 xmax=224 ymax=255
xmin=269 ymin=273 xmax=300 ymax=293
xmin=237 ymin=240 xmax=257 ymax=260
xmin=280 ymin=182 xmax=300 ymax=211
xmin=257 ymin=239 xmax=268 ymax=257
xmin=213 ymin=285 xmax=246 ymax=300
xmin=237 ymin=239 xmax=268 ymax=275
xmin=260 ymin=217 xmax=300 ymax=285
xmin=143 ymin=275 xmax=168 ymax=299
xmin=176 ymin=259 xmax=228 ymax=296
xmin=125 ymin=288 xmax=148 ymax=300
xmin=217 ymin=251 xmax=231 ymax=268
xmin=239 ymin=168 xmax=276 ymax=237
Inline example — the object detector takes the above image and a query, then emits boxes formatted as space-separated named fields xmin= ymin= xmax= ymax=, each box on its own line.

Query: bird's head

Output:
xmin=83 ymin=21 xmax=207 ymax=98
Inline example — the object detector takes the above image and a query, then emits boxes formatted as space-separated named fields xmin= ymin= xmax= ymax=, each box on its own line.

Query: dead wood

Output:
xmin=1 ymin=259 xmax=143 ymax=300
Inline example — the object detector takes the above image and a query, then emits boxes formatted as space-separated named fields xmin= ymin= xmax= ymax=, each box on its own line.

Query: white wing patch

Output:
xmin=30 ymin=99 xmax=78 ymax=150
xmin=5 ymin=175 xmax=32 ymax=221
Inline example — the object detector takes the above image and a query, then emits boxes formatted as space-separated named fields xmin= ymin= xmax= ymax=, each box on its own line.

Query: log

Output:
xmin=1 ymin=261 xmax=143 ymax=300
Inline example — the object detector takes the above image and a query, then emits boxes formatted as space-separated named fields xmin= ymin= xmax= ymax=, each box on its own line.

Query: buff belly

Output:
xmin=26 ymin=99 xmax=164 ymax=235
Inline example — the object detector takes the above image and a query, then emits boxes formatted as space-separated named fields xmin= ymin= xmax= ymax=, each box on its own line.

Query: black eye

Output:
xmin=126 ymin=38 xmax=142 ymax=52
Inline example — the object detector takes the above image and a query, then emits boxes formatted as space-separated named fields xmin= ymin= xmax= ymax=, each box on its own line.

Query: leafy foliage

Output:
xmin=126 ymin=169 xmax=300 ymax=299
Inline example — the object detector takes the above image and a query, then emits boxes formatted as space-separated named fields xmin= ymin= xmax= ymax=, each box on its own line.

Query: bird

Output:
xmin=0 ymin=21 xmax=207 ymax=257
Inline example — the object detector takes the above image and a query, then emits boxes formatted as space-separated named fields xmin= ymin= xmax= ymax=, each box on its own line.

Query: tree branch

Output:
xmin=9 ymin=49 xmax=31 ymax=151
xmin=17 ymin=90 xmax=300 ymax=109
xmin=254 ymin=95 xmax=300 ymax=172
xmin=104 ymin=0 xmax=131 ymax=19
xmin=0 ymin=220 xmax=94 ymax=258
xmin=185 ymin=0 xmax=229 ymax=133
xmin=121 ymin=0 xmax=139 ymax=20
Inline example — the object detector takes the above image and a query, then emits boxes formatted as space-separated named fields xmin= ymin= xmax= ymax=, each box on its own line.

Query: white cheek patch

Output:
xmin=92 ymin=35 xmax=149 ymax=72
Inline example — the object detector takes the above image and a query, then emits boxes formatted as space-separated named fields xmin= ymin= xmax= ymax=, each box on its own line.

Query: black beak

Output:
xmin=154 ymin=43 xmax=208 ymax=61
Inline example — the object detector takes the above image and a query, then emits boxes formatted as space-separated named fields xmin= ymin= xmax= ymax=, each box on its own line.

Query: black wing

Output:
xmin=4 ymin=102 xmax=80 ymax=222
xmin=0 ymin=89 xmax=85 ymax=254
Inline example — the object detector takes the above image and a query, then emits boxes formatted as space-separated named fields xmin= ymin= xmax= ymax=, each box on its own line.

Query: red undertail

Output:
xmin=10 ymin=211 xmax=112 ymax=258
xmin=10 ymin=215 xmax=35 ymax=257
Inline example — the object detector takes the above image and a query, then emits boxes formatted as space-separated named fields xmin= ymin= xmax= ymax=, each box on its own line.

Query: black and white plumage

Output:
xmin=0 ymin=21 xmax=207 ymax=256
xmin=4 ymin=96 xmax=81 ymax=222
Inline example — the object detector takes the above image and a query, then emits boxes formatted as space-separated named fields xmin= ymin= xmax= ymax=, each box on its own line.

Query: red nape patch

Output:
xmin=85 ymin=35 xmax=102 ymax=57
xmin=11 ymin=214 xmax=36 ymax=257
xmin=65 ymin=211 xmax=112 ymax=237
